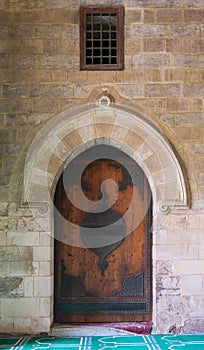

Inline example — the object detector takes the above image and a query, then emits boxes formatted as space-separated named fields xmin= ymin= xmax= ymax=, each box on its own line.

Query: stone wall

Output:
xmin=0 ymin=0 xmax=204 ymax=334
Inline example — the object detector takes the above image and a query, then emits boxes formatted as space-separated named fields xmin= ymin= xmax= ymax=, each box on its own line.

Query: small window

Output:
xmin=80 ymin=7 xmax=124 ymax=70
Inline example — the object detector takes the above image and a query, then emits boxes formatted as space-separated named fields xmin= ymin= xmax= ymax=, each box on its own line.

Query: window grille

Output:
xmin=80 ymin=7 xmax=124 ymax=70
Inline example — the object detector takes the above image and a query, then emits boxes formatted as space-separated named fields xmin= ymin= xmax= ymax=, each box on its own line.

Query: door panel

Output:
xmin=54 ymin=145 xmax=152 ymax=323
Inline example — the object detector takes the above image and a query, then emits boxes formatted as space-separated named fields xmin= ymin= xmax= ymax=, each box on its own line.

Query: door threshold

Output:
xmin=51 ymin=322 xmax=152 ymax=337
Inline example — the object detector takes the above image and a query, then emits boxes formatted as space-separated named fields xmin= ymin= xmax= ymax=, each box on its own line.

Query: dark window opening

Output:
xmin=80 ymin=7 xmax=124 ymax=70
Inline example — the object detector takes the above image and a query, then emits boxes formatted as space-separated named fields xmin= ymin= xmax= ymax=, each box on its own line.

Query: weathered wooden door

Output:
xmin=54 ymin=145 xmax=152 ymax=323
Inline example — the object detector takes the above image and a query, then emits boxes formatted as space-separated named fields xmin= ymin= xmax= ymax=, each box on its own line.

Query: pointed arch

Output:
xmin=23 ymin=103 xmax=189 ymax=219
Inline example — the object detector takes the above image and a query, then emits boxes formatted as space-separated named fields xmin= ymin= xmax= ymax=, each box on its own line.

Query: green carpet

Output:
xmin=1 ymin=334 xmax=204 ymax=349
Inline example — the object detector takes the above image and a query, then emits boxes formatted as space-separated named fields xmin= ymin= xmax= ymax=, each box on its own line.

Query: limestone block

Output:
xmin=47 ymin=154 xmax=63 ymax=175
xmin=6 ymin=0 xmax=45 ymax=9
xmin=126 ymin=0 xmax=148 ymax=7
xmin=41 ymin=55 xmax=73 ymax=68
xmin=39 ymin=232 xmax=53 ymax=246
xmin=74 ymin=83 xmax=96 ymax=98
xmin=25 ymin=25 xmax=61 ymax=39
xmin=24 ymin=277 xmax=34 ymax=297
xmin=22 ymin=10 xmax=50 ymax=24
xmin=183 ymin=319 xmax=204 ymax=334
xmin=164 ymin=68 xmax=188 ymax=82
xmin=156 ymin=261 xmax=174 ymax=275
xmin=155 ymin=244 xmax=188 ymax=260
xmin=0 ymin=247 xmax=32 ymax=262
xmin=29 ymin=167 xmax=55 ymax=187
xmin=157 ymin=275 xmax=180 ymax=294
xmin=80 ymin=0 xmax=124 ymax=5
xmin=143 ymin=9 xmax=155 ymax=24
xmin=124 ymin=130 xmax=144 ymax=151
xmin=1 ymin=298 xmax=40 ymax=317
xmin=6 ymin=232 xmax=40 ymax=246
xmin=0 ymin=232 xmax=6 ymax=245
xmin=151 ymin=0 xmax=180 ymax=7
xmin=33 ymin=246 xmax=52 ymax=262
xmin=39 ymin=262 xmax=53 ymax=276
xmin=133 ymin=24 xmax=168 ymax=37
xmin=0 ymin=277 xmax=23 ymax=296
xmin=183 ymin=84 xmax=204 ymax=96
xmin=188 ymin=244 xmax=199 ymax=259
xmin=78 ymin=125 xmax=96 ymax=142
xmin=183 ymin=38 xmax=204 ymax=53
xmin=68 ymin=70 xmax=87 ymax=85
xmin=12 ymin=55 xmax=39 ymax=68
xmin=61 ymin=25 xmax=79 ymax=39
xmin=33 ymin=98 xmax=58 ymax=113
xmin=146 ymin=83 xmax=180 ymax=97
xmin=87 ymin=71 xmax=117 ymax=84
xmin=173 ymin=260 xmax=204 ymax=275
xmin=144 ymin=153 xmax=162 ymax=173
xmin=184 ymin=9 xmax=204 ymax=23
xmin=185 ymin=143 xmax=204 ymax=156
xmin=63 ymin=130 xmax=84 ymax=151
xmin=188 ymin=296 xmax=204 ymax=317
xmin=95 ymin=123 xmax=113 ymax=138
xmin=175 ymin=113 xmax=204 ymax=126
xmin=164 ymin=213 xmax=188 ymax=230
xmin=156 ymin=9 xmax=182 ymax=23
xmin=52 ymin=138 xmax=71 ymax=161
xmin=181 ymin=275 xmax=203 ymax=295
xmin=117 ymin=84 xmax=144 ymax=98
xmin=0 ymin=11 xmax=12 ymax=25
xmin=34 ymin=276 xmax=53 ymax=297
xmin=182 ymin=0 xmax=204 ymax=8
xmin=136 ymin=141 xmax=154 ymax=162
xmin=0 ymin=318 xmax=14 ymax=333
xmin=134 ymin=54 xmax=170 ymax=68
xmin=31 ymin=317 xmax=52 ymax=333
xmin=50 ymin=9 xmax=78 ymax=24
xmin=191 ymin=99 xmax=204 ymax=113
xmin=1 ymin=39 xmax=44 ymax=55
xmin=199 ymin=243 xmax=204 ymax=259
xmin=111 ymin=125 xmax=129 ymax=142
xmin=40 ymin=298 xmax=52 ymax=317
xmin=173 ymin=55 xmax=201 ymax=68
xmin=143 ymin=39 xmax=165 ymax=52
xmin=154 ymin=229 xmax=168 ymax=245
xmin=44 ymin=84 xmax=73 ymax=98
xmin=10 ymin=261 xmax=34 ymax=276
xmin=26 ymin=216 xmax=51 ymax=233
xmin=0 ymin=262 xmax=10 ymax=275
xmin=170 ymin=24 xmax=200 ymax=37
xmin=157 ymin=294 xmax=185 ymax=318
xmin=166 ymin=98 xmax=190 ymax=113
xmin=2 ymin=84 xmax=29 ymax=98
xmin=190 ymin=68 xmax=202 ymax=83
xmin=166 ymin=229 xmax=200 ymax=245
xmin=13 ymin=318 xmax=31 ymax=334
xmin=45 ymin=0 xmax=77 ymax=8
xmin=0 ymin=98 xmax=14 ymax=113
xmin=186 ymin=212 xmax=204 ymax=228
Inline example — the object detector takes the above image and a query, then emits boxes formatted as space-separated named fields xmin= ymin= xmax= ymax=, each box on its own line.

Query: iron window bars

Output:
xmin=80 ymin=7 xmax=124 ymax=70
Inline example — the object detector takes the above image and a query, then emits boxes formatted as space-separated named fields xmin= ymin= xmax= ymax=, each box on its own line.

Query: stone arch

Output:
xmin=21 ymin=101 xmax=190 ymax=331
xmin=23 ymin=103 xmax=189 ymax=220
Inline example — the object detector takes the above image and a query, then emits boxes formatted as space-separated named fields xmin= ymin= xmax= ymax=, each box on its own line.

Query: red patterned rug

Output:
xmin=69 ymin=322 xmax=152 ymax=335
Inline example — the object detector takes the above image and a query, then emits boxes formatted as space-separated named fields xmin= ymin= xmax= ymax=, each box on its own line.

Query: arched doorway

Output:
xmin=54 ymin=145 xmax=152 ymax=323
xmin=23 ymin=101 xmax=189 ymax=332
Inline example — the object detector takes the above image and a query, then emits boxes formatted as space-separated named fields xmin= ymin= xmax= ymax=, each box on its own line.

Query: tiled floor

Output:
xmin=1 ymin=334 xmax=204 ymax=349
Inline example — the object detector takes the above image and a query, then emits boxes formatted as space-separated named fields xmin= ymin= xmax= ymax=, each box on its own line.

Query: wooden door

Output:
xmin=54 ymin=146 xmax=152 ymax=323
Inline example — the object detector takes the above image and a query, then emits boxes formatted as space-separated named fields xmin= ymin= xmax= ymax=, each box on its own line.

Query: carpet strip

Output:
xmin=1 ymin=334 xmax=204 ymax=349
xmin=67 ymin=322 xmax=152 ymax=335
